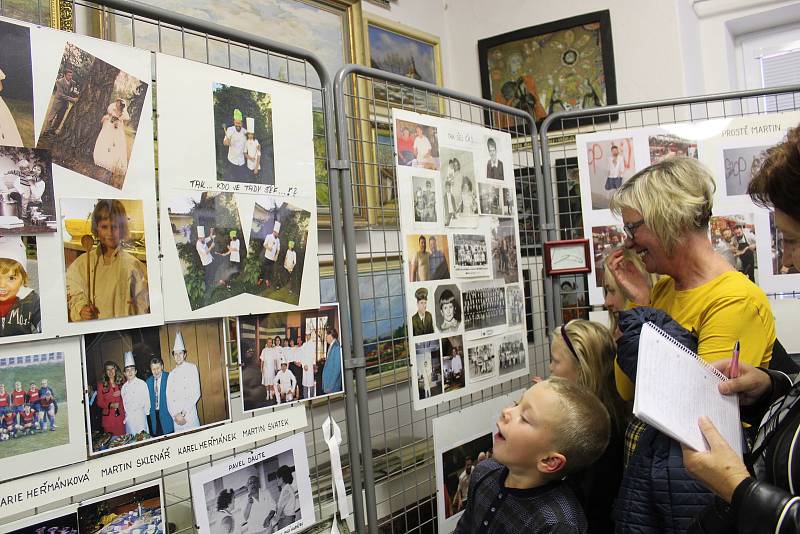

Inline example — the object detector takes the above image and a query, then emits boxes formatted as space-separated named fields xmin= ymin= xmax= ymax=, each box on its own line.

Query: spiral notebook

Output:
xmin=633 ymin=322 xmax=743 ymax=455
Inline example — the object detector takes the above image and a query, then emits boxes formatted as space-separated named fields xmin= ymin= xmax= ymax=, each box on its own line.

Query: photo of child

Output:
xmin=0 ymin=19 xmax=34 ymax=148
xmin=0 ymin=235 xmax=40 ymax=338
xmin=61 ymin=198 xmax=149 ymax=322
xmin=0 ymin=146 xmax=57 ymax=234
xmin=212 ymin=82 xmax=275 ymax=185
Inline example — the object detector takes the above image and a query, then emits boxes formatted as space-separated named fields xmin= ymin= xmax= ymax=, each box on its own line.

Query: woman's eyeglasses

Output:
xmin=623 ymin=219 xmax=645 ymax=241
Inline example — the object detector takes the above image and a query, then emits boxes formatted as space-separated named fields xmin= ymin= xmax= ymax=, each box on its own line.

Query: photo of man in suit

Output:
xmin=486 ymin=137 xmax=504 ymax=180
xmin=412 ymin=287 xmax=434 ymax=336
xmin=146 ymin=356 xmax=174 ymax=437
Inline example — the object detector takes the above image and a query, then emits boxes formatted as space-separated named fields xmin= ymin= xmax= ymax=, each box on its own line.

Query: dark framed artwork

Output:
xmin=478 ymin=10 xmax=616 ymax=131
xmin=543 ymin=238 xmax=591 ymax=275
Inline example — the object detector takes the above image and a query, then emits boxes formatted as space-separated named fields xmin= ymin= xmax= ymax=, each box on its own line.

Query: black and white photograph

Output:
xmin=37 ymin=42 xmax=149 ymax=189
xmin=648 ymin=133 xmax=698 ymax=164
xmin=78 ymin=482 xmax=164 ymax=534
xmin=212 ymin=82 xmax=275 ymax=185
xmin=505 ymin=284 xmax=525 ymax=327
xmin=723 ymin=145 xmax=770 ymax=196
xmin=434 ymin=284 xmax=462 ymax=333
xmin=484 ymin=135 xmax=505 ymax=180
xmin=3 ymin=506 xmax=79 ymax=534
xmin=440 ymin=147 xmax=478 ymax=227
xmin=415 ymin=339 xmax=443 ymax=399
xmin=498 ymin=334 xmax=527 ymax=375
xmin=412 ymin=175 xmax=438 ymax=224
xmin=463 ymin=284 xmax=506 ymax=332
xmin=478 ymin=182 xmax=503 ymax=216
xmin=82 ymin=320 xmax=230 ymax=455
xmin=452 ymin=233 xmax=489 ymax=278
xmin=441 ymin=335 xmax=465 ymax=393
xmin=405 ymin=234 xmax=451 ymax=282
xmin=502 ymin=187 xmax=515 ymax=217
xmin=491 ymin=219 xmax=519 ymax=283
xmin=0 ymin=147 xmax=56 ymax=233
xmin=467 ymin=342 xmax=496 ymax=382
xmin=190 ymin=433 xmax=314 ymax=534
xmin=440 ymin=433 xmax=493 ymax=519
xmin=395 ymin=118 xmax=439 ymax=170
xmin=237 ymin=305 xmax=342 ymax=412
xmin=0 ymin=19 xmax=34 ymax=148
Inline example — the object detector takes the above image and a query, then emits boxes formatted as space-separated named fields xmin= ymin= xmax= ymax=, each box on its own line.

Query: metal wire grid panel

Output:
xmin=0 ymin=1 xmax=357 ymax=532
xmin=540 ymin=87 xmax=800 ymax=325
xmin=333 ymin=68 xmax=552 ymax=533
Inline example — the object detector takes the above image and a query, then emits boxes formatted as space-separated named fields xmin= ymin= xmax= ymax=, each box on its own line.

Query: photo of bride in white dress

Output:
xmin=93 ymin=98 xmax=130 ymax=177
xmin=0 ymin=20 xmax=35 ymax=148
xmin=0 ymin=69 xmax=23 ymax=147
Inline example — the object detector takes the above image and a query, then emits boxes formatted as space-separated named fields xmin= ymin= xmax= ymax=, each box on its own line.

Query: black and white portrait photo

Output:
xmin=505 ymin=284 xmax=525 ymax=327
xmin=491 ymin=219 xmax=519 ymax=283
xmin=467 ymin=342 xmax=495 ymax=382
xmin=453 ymin=233 xmax=489 ymax=277
xmin=416 ymin=340 xmax=442 ymax=400
xmin=462 ymin=284 xmax=506 ymax=332
xmin=440 ymin=147 xmax=478 ymax=227
xmin=485 ymin=136 xmax=505 ymax=180
xmin=498 ymin=335 xmax=527 ymax=375
xmin=190 ymin=434 xmax=313 ymax=534
xmin=502 ymin=187 xmax=515 ymax=217
xmin=412 ymin=176 xmax=437 ymax=224
xmin=478 ymin=182 xmax=503 ymax=216
xmin=0 ymin=19 xmax=34 ymax=148
xmin=441 ymin=335 xmax=465 ymax=393
xmin=0 ymin=147 xmax=56 ymax=233
xmin=434 ymin=284 xmax=462 ymax=333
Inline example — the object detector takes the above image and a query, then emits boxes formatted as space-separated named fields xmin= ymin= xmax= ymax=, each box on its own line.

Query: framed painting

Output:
xmin=0 ymin=0 xmax=74 ymax=30
xmin=478 ymin=10 xmax=616 ymax=131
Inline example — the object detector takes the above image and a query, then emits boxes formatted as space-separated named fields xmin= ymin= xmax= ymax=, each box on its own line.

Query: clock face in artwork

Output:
xmin=550 ymin=244 xmax=587 ymax=270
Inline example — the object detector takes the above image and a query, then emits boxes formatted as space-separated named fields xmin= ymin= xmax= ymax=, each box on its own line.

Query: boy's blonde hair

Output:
xmin=0 ymin=258 xmax=27 ymax=285
xmin=546 ymin=377 xmax=611 ymax=474
xmin=609 ymin=157 xmax=715 ymax=254
xmin=91 ymin=199 xmax=130 ymax=240
xmin=602 ymin=250 xmax=656 ymax=332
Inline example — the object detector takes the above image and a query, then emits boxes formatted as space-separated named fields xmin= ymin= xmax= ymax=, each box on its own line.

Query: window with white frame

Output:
xmin=739 ymin=23 xmax=800 ymax=111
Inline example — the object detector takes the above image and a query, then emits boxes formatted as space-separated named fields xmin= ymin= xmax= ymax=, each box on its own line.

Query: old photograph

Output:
xmin=412 ymin=175 xmax=438 ymax=224
xmin=462 ymin=284 xmax=506 ymax=332
xmin=498 ymin=334 xmax=527 ymax=375
xmin=584 ymin=137 xmax=636 ymax=210
xmin=37 ymin=42 xmax=149 ymax=189
xmin=78 ymin=482 xmax=164 ymax=534
xmin=212 ymin=82 xmax=275 ymax=185
xmin=416 ymin=339 xmax=443 ymax=399
xmin=484 ymin=135 xmax=505 ymax=180
xmin=502 ymin=187 xmax=515 ymax=217
xmin=0 ymin=19 xmax=34 ymax=148
xmin=467 ymin=342 xmax=495 ymax=382
xmin=441 ymin=335 xmax=465 ymax=393
xmin=434 ymin=284 xmax=462 ymax=333
xmin=478 ymin=182 xmax=503 ymax=216
xmin=0 ymin=147 xmax=56 ymax=233
xmin=505 ymin=284 xmax=525 ymax=327
xmin=491 ymin=219 xmax=519 ymax=283
xmin=395 ymin=118 xmax=439 ymax=170
xmin=648 ymin=133 xmax=698 ymax=164
xmin=406 ymin=233 xmax=451 ymax=282
xmin=440 ymin=147 xmax=478 ymax=226
xmin=723 ymin=145 xmax=770 ymax=196
xmin=440 ymin=433 xmax=493 ymax=519
xmin=710 ymin=212 xmax=758 ymax=283
xmin=61 ymin=198 xmax=149 ymax=322
xmin=452 ymin=233 xmax=489 ymax=278
xmin=410 ymin=285 xmax=435 ymax=337
xmin=83 ymin=320 xmax=230 ymax=454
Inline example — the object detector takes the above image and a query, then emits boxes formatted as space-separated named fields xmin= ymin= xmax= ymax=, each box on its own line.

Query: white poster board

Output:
xmin=156 ymin=53 xmax=319 ymax=321
xmin=393 ymin=110 xmax=529 ymax=411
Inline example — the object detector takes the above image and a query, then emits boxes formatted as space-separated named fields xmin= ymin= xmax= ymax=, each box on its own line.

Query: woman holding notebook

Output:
xmin=682 ymin=128 xmax=800 ymax=533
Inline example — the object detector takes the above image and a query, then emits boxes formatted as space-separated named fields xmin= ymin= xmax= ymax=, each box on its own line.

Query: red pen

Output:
xmin=730 ymin=340 xmax=740 ymax=379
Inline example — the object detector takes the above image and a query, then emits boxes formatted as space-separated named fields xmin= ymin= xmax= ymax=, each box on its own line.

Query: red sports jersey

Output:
xmin=20 ymin=412 xmax=34 ymax=425
xmin=11 ymin=390 xmax=25 ymax=407
xmin=39 ymin=397 xmax=53 ymax=409
xmin=0 ymin=393 xmax=8 ymax=408
xmin=3 ymin=413 xmax=14 ymax=428
xmin=27 ymin=389 xmax=39 ymax=403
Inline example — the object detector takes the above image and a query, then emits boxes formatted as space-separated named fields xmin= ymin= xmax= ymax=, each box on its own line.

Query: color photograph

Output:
xmin=441 ymin=335 xmax=465 ymax=393
xmin=434 ymin=284 xmax=462 ymax=334
xmin=462 ymin=283 xmax=506 ymax=332
xmin=212 ymin=82 xmax=275 ymax=185
xmin=167 ymin=192 xmax=246 ymax=311
xmin=61 ymin=198 xmax=149 ymax=323
xmin=78 ymin=482 xmax=164 ymax=534
xmin=37 ymin=42 xmax=149 ymax=189
xmin=723 ymin=145 xmax=770 ymax=196
xmin=0 ymin=147 xmax=56 ymax=233
xmin=82 ymin=320 xmax=230 ymax=455
xmin=3 ymin=507 xmax=78 ymax=534
xmin=770 ymin=211 xmax=798 ymax=275
xmin=248 ymin=197 xmax=311 ymax=306
xmin=237 ymin=304 xmax=342 ymax=412
xmin=648 ymin=133 xmax=698 ymax=164
xmin=591 ymin=224 xmax=625 ymax=288
xmin=491 ymin=219 xmax=519 ymax=283
xmin=498 ymin=334 xmax=527 ymax=375
xmin=0 ymin=19 xmax=34 ymax=148
xmin=710 ymin=212 xmax=758 ymax=283
xmin=452 ymin=233 xmax=489 ymax=278
xmin=415 ymin=339 xmax=442 ymax=399
xmin=584 ymin=137 xmax=636 ymax=210
xmin=439 ymin=147 xmax=478 ymax=227
xmin=0 ymin=235 xmax=40 ymax=340
xmin=395 ymin=119 xmax=439 ymax=170
xmin=440 ymin=433 xmax=493 ymax=519
xmin=405 ymin=234 xmax=451 ymax=282
xmin=409 ymin=284 xmax=435 ymax=337
xmin=190 ymin=433 xmax=314 ymax=534
xmin=467 ymin=342 xmax=496 ymax=382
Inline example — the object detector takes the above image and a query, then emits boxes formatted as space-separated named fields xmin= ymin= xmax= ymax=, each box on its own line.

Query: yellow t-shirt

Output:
xmin=615 ymin=271 xmax=775 ymax=401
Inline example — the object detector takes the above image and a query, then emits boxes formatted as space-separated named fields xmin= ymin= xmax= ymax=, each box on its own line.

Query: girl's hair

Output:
xmin=102 ymin=360 xmax=123 ymax=389
xmin=216 ymin=488 xmax=235 ymax=511
xmin=553 ymin=320 xmax=628 ymax=431
xmin=0 ymin=258 xmax=27 ymax=285
xmin=91 ymin=199 xmax=130 ymax=241
xmin=602 ymin=250 xmax=656 ymax=333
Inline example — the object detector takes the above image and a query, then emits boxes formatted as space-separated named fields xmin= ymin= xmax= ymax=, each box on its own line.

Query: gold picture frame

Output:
xmin=49 ymin=0 xmax=74 ymax=31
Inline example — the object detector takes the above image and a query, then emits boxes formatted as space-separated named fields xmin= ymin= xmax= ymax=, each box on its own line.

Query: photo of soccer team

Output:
xmin=0 ymin=355 xmax=62 ymax=443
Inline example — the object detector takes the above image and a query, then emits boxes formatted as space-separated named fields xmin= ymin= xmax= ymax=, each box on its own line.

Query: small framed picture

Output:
xmin=544 ymin=239 xmax=591 ymax=275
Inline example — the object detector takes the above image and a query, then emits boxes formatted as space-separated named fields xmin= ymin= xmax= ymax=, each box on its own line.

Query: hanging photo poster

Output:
xmin=156 ymin=53 xmax=319 ymax=321
xmin=0 ymin=336 xmax=86 ymax=482
xmin=82 ymin=319 xmax=231 ymax=456
xmin=0 ymin=16 xmax=163 ymax=341
xmin=393 ymin=109 xmax=528 ymax=411
xmin=189 ymin=432 xmax=314 ymax=534
xmin=433 ymin=390 xmax=524 ymax=534
xmin=236 ymin=304 xmax=342 ymax=413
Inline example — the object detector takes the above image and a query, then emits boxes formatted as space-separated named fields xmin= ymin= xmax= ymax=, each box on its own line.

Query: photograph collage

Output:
xmin=393 ymin=109 xmax=529 ymax=411
xmin=577 ymin=112 xmax=800 ymax=305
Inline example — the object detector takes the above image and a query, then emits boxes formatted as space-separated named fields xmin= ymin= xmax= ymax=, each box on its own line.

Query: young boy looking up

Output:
xmin=455 ymin=378 xmax=610 ymax=533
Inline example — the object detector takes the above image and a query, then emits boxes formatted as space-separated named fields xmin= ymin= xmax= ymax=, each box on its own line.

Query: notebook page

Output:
xmin=633 ymin=323 xmax=742 ymax=455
